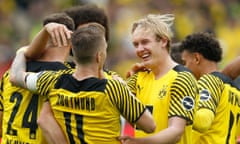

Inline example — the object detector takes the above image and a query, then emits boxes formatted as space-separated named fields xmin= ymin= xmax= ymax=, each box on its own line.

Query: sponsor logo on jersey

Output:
xmin=182 ymin=96 xmax=194 ymax=111
xmin=200 ymin=89 xmax=211 ymax=101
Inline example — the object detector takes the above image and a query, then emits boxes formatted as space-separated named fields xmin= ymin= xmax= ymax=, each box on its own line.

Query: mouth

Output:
xmin=140 ymin=53 xmax=150 ymax=61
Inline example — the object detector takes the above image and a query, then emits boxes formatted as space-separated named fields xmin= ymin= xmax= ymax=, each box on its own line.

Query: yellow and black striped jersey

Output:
xmin=33 ymin=70 xmax=146 ymax=144
xmin=193 ymin=72 xmax=240 ymax=144
xmin=226 ymin=82 xmax=240 ymax=144
xmin=127 ymin=65 xmax=198 ymax=144
xmin=0 ymin=77 xmax=3 ymax=111
xmin=0 ymin=61 xmax=69 ymax=144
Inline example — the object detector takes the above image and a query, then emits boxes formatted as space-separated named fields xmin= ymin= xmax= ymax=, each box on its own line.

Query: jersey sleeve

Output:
xmin=126 ymin=74 xmax=138 ymax=96
xmin=35 ymin=71 xmax=61 ymax=96
xmin=169 ymin=71 xmax=198 ymax=125
xmin=105 ymin=79 xmax=146 ymax=123
xmin=0 ymin=73 xmax=5 ymax=111
xmin=25 ymin=70 xmax=59 ymax=97
xmin=198 ymin=74 xmax=224 ymax=114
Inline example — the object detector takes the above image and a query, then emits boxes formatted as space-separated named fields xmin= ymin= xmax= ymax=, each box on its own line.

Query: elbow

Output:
xmin=9 ymin=71 xmax=24 ymax=87
xmin=9 ymin=72 xmax=17 ymax=86
xmin=37 ymin=116 xmax=44 ymax=128
xmin=145 ymin=122 xmax=156 ymax=133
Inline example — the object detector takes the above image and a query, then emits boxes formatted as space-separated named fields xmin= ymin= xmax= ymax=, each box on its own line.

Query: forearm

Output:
xmin=39 ymin=117 xmax=68 ymax=144
xmin=9 ymin=50 xmax=27 ymax=88
xmin=222 ymin=56 xmax=240 ymax=79
xmin=136 ymin=126 xmax=183 ymax=144
xmin=25 ymin=28 xmax=49 ymax=59
xmin=38 ymin=102 xmax=68 ymax=144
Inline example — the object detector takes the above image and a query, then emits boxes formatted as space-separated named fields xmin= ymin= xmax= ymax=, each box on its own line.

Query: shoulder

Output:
xmin=173 ymin=65 xmax=192 ymax=73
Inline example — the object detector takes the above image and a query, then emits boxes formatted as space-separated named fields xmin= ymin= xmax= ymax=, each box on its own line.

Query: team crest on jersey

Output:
xmin=158 ymin=85 xmax=167 ymax=99
xmin=182 ymin=96 xmax=194 ymax=111
xmin=200 ymin=89 xmax=211 ymax=101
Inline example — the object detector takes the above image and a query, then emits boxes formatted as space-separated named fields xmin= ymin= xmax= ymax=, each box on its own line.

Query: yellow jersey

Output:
xmin=0 ymin=61 xmax=69 ymax=144
xmin=127 ymin=65 xmax=199 ymax=144
xmin=34 ymin=69 xmax=146 ymax=144
xmin=193 ymin=72 xmax=240 ymax=144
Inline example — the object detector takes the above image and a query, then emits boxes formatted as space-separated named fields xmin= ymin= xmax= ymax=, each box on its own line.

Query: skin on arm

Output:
xmin=25 ymin=23 xmax=72 ymax=59
xmin=126 ymin=63 xmax=148 ymax=79
xmin=10 ymin=50 xmax=68 ymax=143
xmin=37 ymin=102 xmax=68 ymax=144
xmin=222 ymin=56 xmax=240 ymax=80
xmin=9 ymin=48 xmax=28 ymax=88
xmin=135 ymin=109 xmax=156 ymax=133
xmin=119 ymin=117 xmax=186 ymax=144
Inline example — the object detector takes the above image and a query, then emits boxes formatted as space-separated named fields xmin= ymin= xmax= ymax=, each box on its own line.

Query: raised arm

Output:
xmin=222 ymin=56 xmax=240 ymax=80
xmin=25 ymin=23 xmax=72 ymax=59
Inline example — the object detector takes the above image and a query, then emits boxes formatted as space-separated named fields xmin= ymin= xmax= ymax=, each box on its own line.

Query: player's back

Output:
xmin=36 ymin=71 xmax=146 ymax=144
xmin=0 ymin=61 xmax=69 ymax=144
xmin=225 ymin=78 xmax=240 ymax=144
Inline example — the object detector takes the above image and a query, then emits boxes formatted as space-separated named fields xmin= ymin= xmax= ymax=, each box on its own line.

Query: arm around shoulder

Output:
xmin=222 ymin=56 xmax=240 ymax=80
xmin=10 ymin=47 xmax=28 ymax=88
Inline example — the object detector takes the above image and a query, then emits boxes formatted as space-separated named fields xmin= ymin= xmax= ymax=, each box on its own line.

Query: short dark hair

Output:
xmin=71 ymin=23 xmax=105 ymax=64
xmin=170 ymin=42 xmax=184 ymax=64
xmin=64 ymin=4 xmax=109 ymax=41
xmin=180 ymin=32 xmax=222 ymax=62
xmin=42 ymin=12 xmax=75 ymax=31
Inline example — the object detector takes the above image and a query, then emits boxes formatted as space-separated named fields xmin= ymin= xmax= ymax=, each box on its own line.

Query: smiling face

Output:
xmin=131 ymin=26 xmax=167 ymax=69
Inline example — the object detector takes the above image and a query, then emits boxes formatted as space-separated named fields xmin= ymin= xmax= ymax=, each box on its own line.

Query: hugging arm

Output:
xmin=9 ymin=48 xmax=28 ymax=88
xmin=222 ymin=56 xmax=240 ymax=80
xmin=25 ymin=23 xmax=72 ymax=59
xmin=120 ymin=117 xmax=186 ymax=144
xmin=37 ymin=102 xmax=68 ymax=144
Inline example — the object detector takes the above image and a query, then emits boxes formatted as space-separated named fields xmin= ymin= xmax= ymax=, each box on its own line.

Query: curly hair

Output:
xmin=180 ymin=32 xmax=222 ymax=62
xmin=64 ymin=4 xmax=109 ymax=41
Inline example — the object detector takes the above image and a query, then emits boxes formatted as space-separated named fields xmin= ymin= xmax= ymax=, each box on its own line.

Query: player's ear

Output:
xmin=194 ymin=52 xmax=201 ymax=65
xmin=96 ymin=51 xmax=100 ymax=63
xmin=160 ymin=38 xmax=168 ymax=48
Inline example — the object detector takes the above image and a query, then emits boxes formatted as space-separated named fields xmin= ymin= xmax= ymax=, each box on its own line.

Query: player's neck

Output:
xmin=72 ymin=64 xmax=101 ymax=81
xmin=194 ymin=61 xmax=219 ymax=80
xmin=38 ymin=46 xmax=70 ymax=63
xmin=152 ymin=56 xmax=177 ymax=80
xmin=200 ymin=61 xmax=219 ymax=76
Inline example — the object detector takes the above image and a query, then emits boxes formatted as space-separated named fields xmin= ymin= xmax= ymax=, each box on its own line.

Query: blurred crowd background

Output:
xmin=1 ymin=0 xmax=240 ymax=78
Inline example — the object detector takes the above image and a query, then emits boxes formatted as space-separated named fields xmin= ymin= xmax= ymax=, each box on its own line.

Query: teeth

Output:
xmin=142 ymin=54 xmax=149 ymax=58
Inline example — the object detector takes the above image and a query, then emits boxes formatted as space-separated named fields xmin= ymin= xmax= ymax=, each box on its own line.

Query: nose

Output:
xmin=136 ymin=44 xmax=144 ymax=53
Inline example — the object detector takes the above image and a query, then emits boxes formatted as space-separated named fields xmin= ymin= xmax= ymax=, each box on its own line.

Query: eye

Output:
xmin=133 ymin=42 xmax=138 ymax=48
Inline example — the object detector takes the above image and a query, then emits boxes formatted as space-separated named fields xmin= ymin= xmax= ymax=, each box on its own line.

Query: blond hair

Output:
xmin=131 ymin=14 xmax=175 ymax=51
